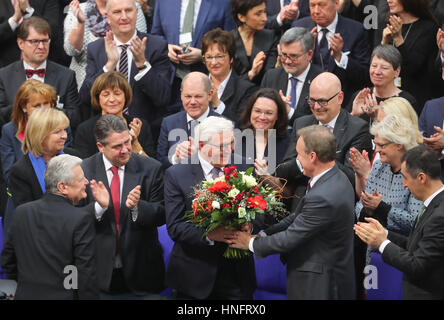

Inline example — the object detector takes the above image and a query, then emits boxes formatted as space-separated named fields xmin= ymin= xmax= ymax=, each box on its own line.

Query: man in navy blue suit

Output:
xmin=265 ymin=0 xmax=310 ymax=32
xmin=80 ymin=0 xmax=172 ymax=142
xmin=157 ymin=72 xmax=222 ymax=168
xmin=164 ymin=116 xmax=256 ymax=299
xmin=292 ymin=0 xmax=370 ymax=105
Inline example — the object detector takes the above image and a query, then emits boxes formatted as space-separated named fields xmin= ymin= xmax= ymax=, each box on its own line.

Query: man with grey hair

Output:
xmin=1 ymin=154 xmax=101 ymax=299
xmin=261 ymin=27 xmax=322 ymax=124
xmin=157 ymin=71 xmax=223 ymax=168
xmin=228 ymin=125 xmax=356 ymax=299
xmin=80 ymin=114 xmax=166 ymax=299
xmin=164 ymin=115 xmax=256 ymax=299
xmin=80 ymin=0 xmax=172 ymax=141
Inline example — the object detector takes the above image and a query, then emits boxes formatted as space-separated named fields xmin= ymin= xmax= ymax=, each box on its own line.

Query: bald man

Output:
xmin=277 ymin=72 xmax=372 ymax=208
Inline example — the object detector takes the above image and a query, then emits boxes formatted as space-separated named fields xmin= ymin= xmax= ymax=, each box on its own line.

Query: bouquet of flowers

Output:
xmin=184 ymin=166 xmax=289 ymax=259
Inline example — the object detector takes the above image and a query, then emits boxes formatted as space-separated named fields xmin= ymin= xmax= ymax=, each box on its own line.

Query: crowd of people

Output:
xmin=1 ymin=0 xmax=444 ymax=300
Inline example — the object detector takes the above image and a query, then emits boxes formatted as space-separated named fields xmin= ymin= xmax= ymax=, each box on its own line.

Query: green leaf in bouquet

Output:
xmin=245 ymin=167 xmax=254 ymax=176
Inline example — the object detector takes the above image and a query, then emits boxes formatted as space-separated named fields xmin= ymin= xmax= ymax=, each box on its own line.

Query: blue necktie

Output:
xmin=290 ymin=77 xmax=298 ymax=109
xmin=284 ymin=0 xmax=291 ymax=6
xmin=319 ymin=28 xmax=330 ymax=70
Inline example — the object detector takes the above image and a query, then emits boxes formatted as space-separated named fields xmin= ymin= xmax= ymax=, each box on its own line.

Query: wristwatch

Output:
xmin=137 ymin=61 xmax=149 ymax=71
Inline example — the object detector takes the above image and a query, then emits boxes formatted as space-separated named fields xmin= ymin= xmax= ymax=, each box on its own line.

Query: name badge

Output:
xmin=179 ymin=32 xmax=192 ymax=45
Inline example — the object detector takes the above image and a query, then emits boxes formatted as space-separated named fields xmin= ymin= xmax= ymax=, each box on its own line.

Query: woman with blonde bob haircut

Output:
xmin=9 ymin=109 xmax=78 ymax=208
xmin=353 ymin=114 xmax=422 ymax=298
xmin=0 ymin=80 xmax=73 ymax=180
xmin=74 ymin=71 xmax=155 ymax=159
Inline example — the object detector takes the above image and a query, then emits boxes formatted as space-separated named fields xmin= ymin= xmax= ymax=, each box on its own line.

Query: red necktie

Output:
xmin=25 ymin=69 xmax=45 ymax=78
xmin=110 ymin=166 xmax=120 ymax=231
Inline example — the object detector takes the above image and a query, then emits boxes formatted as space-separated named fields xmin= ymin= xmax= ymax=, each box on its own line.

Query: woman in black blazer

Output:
xmin=237 ymin=88 xmax=289 ymax=175
xmin=74 ymin=71 xmax=156 ymax=159
xmin=230 ymin=0 xmax=278 ymax=85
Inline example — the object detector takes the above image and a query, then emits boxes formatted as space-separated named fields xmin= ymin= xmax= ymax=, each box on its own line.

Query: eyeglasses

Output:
xmin=278 ymin=52 xmax=306 ymax=62
xmin=252 ymin=108 xmax=276 ymax=117
xmin=24 ymin=39 xmax=51 ymax=47
xmin=307 ymin=91 xmax=340 ymax=107
xmin=203 ymin=54 xmax=228 ymax=62
xmin=206 ymin=140 xmax=234 ymax=152
xmin=374 ymin=141 xmax=394 ymax=149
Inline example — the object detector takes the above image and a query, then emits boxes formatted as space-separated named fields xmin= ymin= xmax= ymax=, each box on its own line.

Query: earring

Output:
xmin=23 ymin=109 xmax=27 ymax=113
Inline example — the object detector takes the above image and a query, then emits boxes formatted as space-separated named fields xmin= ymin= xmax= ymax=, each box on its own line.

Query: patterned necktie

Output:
xmin=189 ymin=119 xmax=199 ymax=138
xmin=25 ymin=69 xmax=45 ymax=78
xmin=306 ymin=179 xmax=312 ymax=194
xmin=416 ymin=204 xmax=427 ymax=224
xmin=319 ymin=28 xmax=330 ymax=70
xmin=210 ymin=167 xmax=222 ymax=180
xmin=118 ymin=44 xmax=129 ymax=79
xmin=289 ymin=77 xmax=299 ymax=110
xmin=182 ymin=0 xmax=195 ymax=41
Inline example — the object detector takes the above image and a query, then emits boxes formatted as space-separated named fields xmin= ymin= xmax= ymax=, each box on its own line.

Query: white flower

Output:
xmin=242 ymin=174 xmax=257 ymax=188
xmin=212 ymin=201 xmax=220 ymax=210
xmin=238 ymin=207 xmax=246 ymax=218
xmin=228 ymin=188 xmax=240 ymax=198
xmin=214 ymin=176 xmax=225 ymax=182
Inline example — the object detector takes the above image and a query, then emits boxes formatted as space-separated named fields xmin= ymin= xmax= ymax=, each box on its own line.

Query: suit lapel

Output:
xmin=295 ymin=66 xmax=314 ymax=112
xmin=44 ymin=61 xmax=57 ymax=87
xmin=278 ymin=68 xmax=289 ymax=93
xmin=13 ymin=61 xmax=27 ymax=86
xmin=194 ymin=0 xmax=210 ymax=47
xmin=119 ymin=156 xmax=139 ymax=236
xmin=233 ymin=30 xmax=250 ymax=74
xmin=220 ymin=73 xmax=235 ymax=102
xmin=333 ymin=109 xmax=347 ymax=153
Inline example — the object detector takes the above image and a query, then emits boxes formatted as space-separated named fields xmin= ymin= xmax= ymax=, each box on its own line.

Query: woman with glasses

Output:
xmin=201 ymin=28 xmax=258 ymax=123
xmin=74 ymin=71 xmax=155 ymax=159
xmin=4 ymin=109 xmax=79 ymax=231
xmin=349 ymin=45 xmax=417 ymax=120
xmin=237 ymin=88 xmax=289 ymax=174
xmin=230 ymin=0 xmax=278 ymax=85
xmin=64 ymin=0 xmax=147 ymax=88
xmin=353 ymin=114 xmax=422 ymax=299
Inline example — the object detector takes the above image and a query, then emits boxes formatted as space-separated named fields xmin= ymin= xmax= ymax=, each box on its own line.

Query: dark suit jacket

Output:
xmin=1 ymin=193 xmax=99 ymax=300
xmin=292 ymin=15 xmax=371 ymax=104
xmin=282 ymin=108 xmax=372 ymax=185
xmin=0 ymin=60 xmax=81 ymax=130
xmin=220 ymin=71 xmax=258 ymax=122
xmin=8 ymin=148 xmax=79 ymax=207
xmin=74 ymin=114 xmax=156 ymax=159
xmin=260 ymin=64 xmax=323 ymax=123
xmin=157 ymin=108 xmax=222 ymax=168
xmin=254 ymin=165 xmax=356 ymax=299
xmin=164 ymin=158 xmax=256 ymax=299
xmin=231 ymin=28 xmax=278 ymax=85
xmin=80 ymin=31 xmax=172 ymax=141
xmin=81 ymin=153 xmax=165 ymax=294
xmin=383 ymin=190 xmax=444 ymax=299
xmin=265 ymin=0 xmax=310 ymax=32
xmin=151 ymin=0 xmax=234 ymax=73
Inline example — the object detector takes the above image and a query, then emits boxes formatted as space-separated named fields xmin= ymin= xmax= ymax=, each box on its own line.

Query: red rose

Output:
xmin=208 ymin=181 xmax=232 ymax=193
xmin=246 ymin=195 xmax=267 ymax=210
xmin=221 ymin=203 xmax=230 ymax=209
xmin=235 ymin=193 xmax=243 ymax=202
xmin=223 ymin=166 xmax=237 ymax=176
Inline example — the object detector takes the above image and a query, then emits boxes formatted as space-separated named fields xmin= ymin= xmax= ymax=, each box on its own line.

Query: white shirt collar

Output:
xmin=287 ymin=63 xmax=311 ymax=81
xmin=424 ymin=186 xmax=444 ymax=207
xmin=316 ymin=13 xmax=338 ymax=35
xmin=310 ymin=167 xmax=333 ymax=188
xmin=186 ymin=106 xmax=210 ymax=123
xmin=114 ymin=31 xmax=137 ymax=46
xmin=23 ymin=60 xmax=47 ymax=70
xmin=102 ymin=154 xmax=126 ymax=173
xmin=319 ymin=111 xmax=340 ymax=130
xmin=198 ymin=152 xmax=223 ymax=180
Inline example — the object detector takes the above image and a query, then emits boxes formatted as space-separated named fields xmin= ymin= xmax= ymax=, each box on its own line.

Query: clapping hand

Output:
xmin=329 ymin=33 xmax=344 ymax=62
xmin=254 ymin=158 xmax=270 ymax=176
xmin=130 ymin=36 xmax=147 ymax=69
xmin=248 ymin=51 xmax=266 ymax=80
xmin=104 ymin=31 xmax=119 ymax=71
xmin=70 ymin=0 xmax=85 ymax=24
xmin=361 ymin=189 xmax=382 ymax=211
xmin=90 ymin=179 xmax=109 ymax=209
xmin=174 ymin=137 xmax=197 ymax=162
xmin=129 ymin=118 xmax=142 ymax=142
xmin=351 ymin=88 xmax=371 ymax=116
xmin=423 ymin=126 xmax=444 ymax=155
xmin=126 ymin=185 xmax=141 ymax=210
xmin=354 ymin=217 xmax=387 ymax=249
xmin=349 ymin=147 xmax=371 ymax=179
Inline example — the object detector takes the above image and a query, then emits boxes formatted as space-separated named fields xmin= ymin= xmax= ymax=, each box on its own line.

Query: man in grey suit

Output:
xmin=261 ymin=27 xmax=322 ymax=124
xmin=229 ymin=125 xmax=356 ymax=299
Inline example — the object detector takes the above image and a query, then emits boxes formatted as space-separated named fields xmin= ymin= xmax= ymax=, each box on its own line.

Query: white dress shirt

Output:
xmin=210 ymin=69 xmax=232 ymax=115
xmin=286 ymin=63 xmax=311 ymax=120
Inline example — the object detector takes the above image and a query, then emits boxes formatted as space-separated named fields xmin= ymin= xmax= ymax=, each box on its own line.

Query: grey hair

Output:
xmin=106 ymin=0 xmax=137 ymax=12
xmin=45 ymin=154 xmax=82 ymax=194
xmin=195 ymin=116 xmax=234 ymax=143
xmin=181 ymin=72 xmax=212 ymax=93
xmin=94 ymin=114 xmax=128 ymax=145
xmin=280 ymin=27 xmax=315 ymax=52
xmin=370 ymin=114 xmax=419 ymax=151
xmin=371 ymin=44 xmax=402 ymax=70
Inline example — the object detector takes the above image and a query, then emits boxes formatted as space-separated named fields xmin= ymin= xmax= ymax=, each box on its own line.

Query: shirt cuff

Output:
xmin=276 ymin=14 xmax=284 ymax=26
xmin=335 ymin=51 xmax=350 ymax=69
xmin=378 ymin=239 xmax=391 ymax=254
xmin=23 ymin=7 xmax=34 ymax=19
xmin=94 ymin=201 xmax=107 ymax=220
xmin=288 ymin=107 xmax=295 ymax=120
xmin=206 ymin=236 xmax=215 ymax=246
xmin=248 ymin=237 xmax=255 ymax=253
xmin=133 ymin=62 xmax=152 ymax=81
xmin=8 ymin=17 xmax=19 ymax=31
xmin=213 ymin=101 xmax=225 ymax=115
xmin=103 ymin=66 xmax=109 ymax=73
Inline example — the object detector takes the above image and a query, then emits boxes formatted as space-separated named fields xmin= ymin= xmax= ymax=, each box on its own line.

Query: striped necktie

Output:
xmin=119 ymin=44 xmax=129 ymax=79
